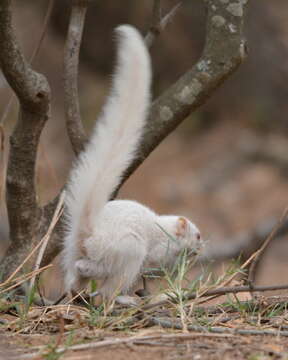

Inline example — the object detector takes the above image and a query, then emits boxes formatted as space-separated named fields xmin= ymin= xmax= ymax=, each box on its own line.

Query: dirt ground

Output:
xmin=2 ymin=331 xmax=288 ymax=360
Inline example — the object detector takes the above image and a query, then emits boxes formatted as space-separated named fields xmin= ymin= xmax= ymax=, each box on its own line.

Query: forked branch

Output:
xmin=121 ymin=0 xmax=248 ymax=185
xmin=64 ymin=0 xmax=91 ymax=155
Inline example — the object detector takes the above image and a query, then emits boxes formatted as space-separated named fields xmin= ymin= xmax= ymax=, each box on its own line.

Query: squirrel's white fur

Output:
xmin=62 ymin=25 xmax=201 ymax=301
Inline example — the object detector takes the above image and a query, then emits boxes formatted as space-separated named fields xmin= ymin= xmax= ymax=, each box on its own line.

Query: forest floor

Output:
xmin=1 ymin=121 xmax=288 ymax=359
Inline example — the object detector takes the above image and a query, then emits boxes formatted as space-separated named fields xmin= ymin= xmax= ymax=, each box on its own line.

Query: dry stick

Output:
xmin=64 ymin=0 xmax=90 ymax=156
xmin=197 ymin=217 xmax=288 ymax=306
xmin=0 ymin=268 xmax=43 ymax=290
xmin=196 ymin=251 xmax=269 ymax=306
xmin=29 ymin=192 xmax=64 ymax=291
xmin=248 ymin=206 xmax=288 ymax=285
xmin=0 ymin=264 xmax=53 ymax=295
xmin=145 ymin=1 xmax=182 ymax=48
xmin=186 ymin=283 xmax=288 ymax=301
xmin=0 ymin=264 xmax=47 ymax=290
xmin=199 ymin=207 xmax=288 ymax=305
xmin=149 ymin=0 xmax=162 ymax=37
xmin=0 ymin=226 xmax=57 ymax=287
xmin=0 ymin=0 xmax=54 ymax=126
xmin=150 ymin=318 xmax=288 ymax=337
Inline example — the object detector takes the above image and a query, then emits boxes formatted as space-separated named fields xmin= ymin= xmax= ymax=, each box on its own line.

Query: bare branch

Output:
xmin=64 ymin=0 xmax=90 ymax=156
xmin=0 ymin=0 xmax=51 ymax=278
xmin=145 ymin=1 xmax=182 ymax=48
xmin=152 ymin=0 xmax=162 ymax=24
xmin=40 ymin=0 xmax=92 ymax=264
xmin=119 ymin=0 xmax=248 ymax=189
xmin=0 ymin=1 xmax=50 ymax=109
xmin=0 ymin=0 xmax=54 ymax=126
xmin=30 ymin=0 xmax=55 ymax=64
xmin=200 ymin=214 xmax=288 ymax=267
xmin=29 ymin=193 xmax=64 ymax=291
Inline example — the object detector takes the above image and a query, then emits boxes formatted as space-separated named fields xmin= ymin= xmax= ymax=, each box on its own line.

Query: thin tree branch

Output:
xmin=0 ymin=1 xmax=50 ymax=109
xmin=247 ymin=206 xmax=288 ymax=286
xmin=0 ymin=0 xmax=51 ymax=278
xmin=145 ymin=1 xmax=182 ymax=48
xmin=64 ymin=0 xmax=90 ymax=156
xmin=29 ymin=193 xmax=64 ymax=291
xmin=41 ymin=0 xmax=92 ymax=264
xmin=0 ymin=0 xmax=54 ymax=126
xmin=152 ymin=0 xmax=162 ymax=24
xmin=30 ymin=0 xmax=55 ymax=64
xmin=200 ymin=214 xmax=288 ymax=265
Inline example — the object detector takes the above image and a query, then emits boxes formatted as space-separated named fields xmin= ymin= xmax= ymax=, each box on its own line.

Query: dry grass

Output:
xmin=1 ymin=255 xmax=288 ymax=359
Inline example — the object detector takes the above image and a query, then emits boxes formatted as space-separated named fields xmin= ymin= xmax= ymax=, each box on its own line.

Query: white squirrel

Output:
xmin=62 ymin=25 xmax=202 ymax=304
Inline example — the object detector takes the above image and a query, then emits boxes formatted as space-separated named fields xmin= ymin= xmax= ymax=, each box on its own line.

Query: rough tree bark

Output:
xmin=124 ymin=0 xmax=248 ymax=182
xmin=0 ymin=0 xmax=50 ymax=278
xmin=0 ymin=0 xmax=249 ymax=281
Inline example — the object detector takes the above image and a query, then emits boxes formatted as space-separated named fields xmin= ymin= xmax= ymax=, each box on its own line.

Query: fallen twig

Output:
xmin=150 ymin=318 xmax=288 ymax=337
xmin=0 ymin=264 xmax=53 ymax=295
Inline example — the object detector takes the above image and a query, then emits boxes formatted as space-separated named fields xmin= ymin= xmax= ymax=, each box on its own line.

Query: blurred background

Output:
xmin=1 ymin=0 xmax=288 ymax=294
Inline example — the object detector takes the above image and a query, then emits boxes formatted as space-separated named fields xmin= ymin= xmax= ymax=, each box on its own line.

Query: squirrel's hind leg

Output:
xmin=99 ymin=245 xmax=146 ymax=305
xmin=75 ymin=258 xmax=106 ymax=279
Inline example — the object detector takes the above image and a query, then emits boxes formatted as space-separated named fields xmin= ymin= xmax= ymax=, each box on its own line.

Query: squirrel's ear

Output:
xmin=176 ymin=217 xmax=188 ymax=237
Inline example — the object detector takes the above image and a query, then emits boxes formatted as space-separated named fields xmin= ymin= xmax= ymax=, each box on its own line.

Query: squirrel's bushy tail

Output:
xmin=63 ymin=25 xmax=151 ymax=290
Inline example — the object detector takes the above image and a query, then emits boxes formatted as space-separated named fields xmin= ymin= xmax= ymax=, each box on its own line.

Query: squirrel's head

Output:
xmin=157 ymin=215 xmax=203 ymax=257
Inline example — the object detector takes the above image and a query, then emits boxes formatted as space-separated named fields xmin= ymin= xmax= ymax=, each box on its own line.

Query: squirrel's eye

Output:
xmin=196 ymin=232 xmax=201 ymax=241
